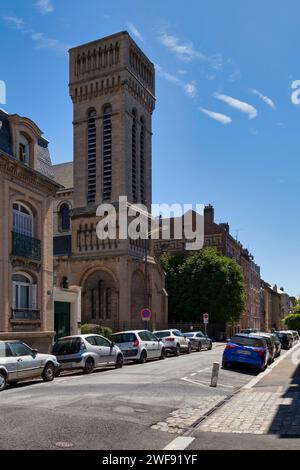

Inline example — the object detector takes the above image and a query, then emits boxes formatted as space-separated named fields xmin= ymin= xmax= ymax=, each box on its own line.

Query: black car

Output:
xmin=275 ymin=331 xmax=293 ymax=350
xmin=249 ymin=333 xmax=276 ymax=363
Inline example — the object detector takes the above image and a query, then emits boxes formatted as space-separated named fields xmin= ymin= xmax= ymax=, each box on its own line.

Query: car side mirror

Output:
xmin=110 ymin=341 xmax=115 ymax=348
xmin=32 ymin=349 xmax=38 ymax=355
xmin=158 ymin=338 xmax=162 ymax=342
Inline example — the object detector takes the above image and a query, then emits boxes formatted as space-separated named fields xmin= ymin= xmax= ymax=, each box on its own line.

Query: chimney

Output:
xmin=204 ymin=204 xmax=214 ymax=225
xmin=219 ymin=222 xmax=229 ymax=233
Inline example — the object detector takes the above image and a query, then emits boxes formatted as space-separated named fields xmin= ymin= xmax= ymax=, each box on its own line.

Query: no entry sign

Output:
xmin=141 ymin=308 xmax=151 ymax=321
xmin=203 ymin=313 xmax=209 ymax=324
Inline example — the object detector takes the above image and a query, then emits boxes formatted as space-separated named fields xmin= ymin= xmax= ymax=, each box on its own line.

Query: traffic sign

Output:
xmin=141 ymin=308 xmax=151 ymax=321
xmin=203 ymin=313 xmax=209 ymax=324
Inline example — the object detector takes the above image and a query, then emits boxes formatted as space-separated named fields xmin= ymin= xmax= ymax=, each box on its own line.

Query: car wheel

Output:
xmin=174 ymin=344 xmax=180 ymax=356
xmin=222 ymin=360 xmax=228 ymax=369
xmin=197 ymin=343 xmax=202 ymax=352
xmin=138 ymin=351 xmax=147 ymax=364
xmin=187 ymin=344 xmax=191 ymax=354
xmin=160 ymin=348 xmax=166 ymax=360
xmin=115 ymin=354 xmax=123 ymax=369
xmin=42 ymin=363 xmax=55 ymax=382
xmin=83 ymin=357 xmax=95 ymax=374
xmin=0 ymin=371 xmax=7 ymax=392
xmin=208 ymin=341 xmax=213 ymax=350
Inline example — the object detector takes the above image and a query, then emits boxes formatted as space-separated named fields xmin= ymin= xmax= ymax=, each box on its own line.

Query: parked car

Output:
xmin=183 ymin=331 xmax=212 ymax=351
xmin=286 ymin=330 xmax=299 ymax=343
xmin=274 ymin=331 xmax=293 ymax=349
xmin=257 ymin=332 xmax=281 ymax=358
xmin=0 ymin=340 xmax=59 ymax=392
xmin=240 ymin=329 xmax=260 ymax=334
xmin=53 ymin=334 xmax=124 ymax=375
xmin=152 ymin=329 xmax=191 ymax=356
xmin=222 ymin=333 xmax=270 ymax=372
xmin=110 ymin=330 xmax=166 ymax=363
xmin=249 ymin=333 xmax=276 ymax=363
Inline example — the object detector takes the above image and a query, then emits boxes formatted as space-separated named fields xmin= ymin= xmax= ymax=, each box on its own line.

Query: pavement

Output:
xmin=1 ymin=341 xmax=299 ymax=450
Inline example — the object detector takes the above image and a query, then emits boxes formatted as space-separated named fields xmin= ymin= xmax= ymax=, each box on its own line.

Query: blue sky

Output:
xmin=1 ymin=0 xmax=300 ymax=295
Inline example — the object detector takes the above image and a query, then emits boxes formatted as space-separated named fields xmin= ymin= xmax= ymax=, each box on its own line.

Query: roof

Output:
xmin=52 ymin=162 xmax=74 ymax=189
xmin=0 ymin=109 xmax=54 ymax=180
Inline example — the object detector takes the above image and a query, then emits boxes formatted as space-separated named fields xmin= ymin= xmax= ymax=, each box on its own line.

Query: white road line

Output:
xmin=243 ymin=342 xmax=300 ymax=390
xmin=163 ymin=436 xmax=195 ymax=451
xmin=190 ymin=373 xmax=197 ymax=376
xmin=181 ymin=376 xmax=233 ymax=389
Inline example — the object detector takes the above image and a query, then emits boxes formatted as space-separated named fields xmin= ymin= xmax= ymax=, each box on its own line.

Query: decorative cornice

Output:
xmin=0 ymin=151 xmax=60 ymax=195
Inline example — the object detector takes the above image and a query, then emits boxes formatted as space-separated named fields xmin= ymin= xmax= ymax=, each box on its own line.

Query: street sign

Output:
xmin=203 ymin=313 xmax=209 ymax=324
xmin=141 ymin=308 xmax=151 ymax=321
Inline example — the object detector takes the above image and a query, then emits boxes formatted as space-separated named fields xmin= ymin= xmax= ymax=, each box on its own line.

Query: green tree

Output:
xmin=283 ymin=314 xmax=300 ymax=332
xmin=161 ymin=248 xmax=246 ymax=324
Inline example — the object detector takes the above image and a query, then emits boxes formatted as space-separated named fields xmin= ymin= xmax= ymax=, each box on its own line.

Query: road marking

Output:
xmin=243 ymin=342 xmax=300 ymax=390
xmin=181 ymin=376 xmax=233 ymax=389
xmin=190 ymin=373 xmax=197 ymax=376
xmin=163 ymin=436 xmax=195 ymax=451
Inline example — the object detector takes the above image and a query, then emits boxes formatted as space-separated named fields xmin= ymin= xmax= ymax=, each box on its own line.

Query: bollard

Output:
xmin=210 ymin=362 xmax=220 ymax=387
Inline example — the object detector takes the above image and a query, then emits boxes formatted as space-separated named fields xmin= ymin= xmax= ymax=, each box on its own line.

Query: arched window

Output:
xmin=13 ymin=202 xmax=33 ymax=237
xmin=140 ymin=117 xmax=146 ymax=204
xmin=102 ymin=105 xmax=112 ymax=201
xmin=87 ymin=109 xmax=97 ymax=204
xmin=132 ymin=109 xmax=137 ymax=202
xmin=19 ymin=134 xmax=30 ymax=165
xmin=59 ymin=203 xmax=71 ymax=232
xmin=12 ymin=272 xmax=38 ymax=318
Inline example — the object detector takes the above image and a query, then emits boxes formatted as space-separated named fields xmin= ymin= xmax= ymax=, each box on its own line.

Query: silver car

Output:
xmin=110 ymin=330 xmax=166 ymax=363
xmin=153 ymin=329 xmax=191 ymax=356
xmin=53 ymin=334 xmax=124 ymax=374
xmin=0 ymin=340 xmax=59 ymax=392
xmin=184 ymin=331 xmax=213 ymax=351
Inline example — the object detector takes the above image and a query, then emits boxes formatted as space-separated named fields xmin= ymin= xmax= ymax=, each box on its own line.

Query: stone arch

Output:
xmin=81 ymin=266 xmax=119 ymax=325
xmin=131 ymin=270 xmax=145 ymax=324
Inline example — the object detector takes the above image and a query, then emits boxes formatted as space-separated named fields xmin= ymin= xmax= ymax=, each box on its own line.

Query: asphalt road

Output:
xmin=0 ymin=344 xmax=273 ymax=450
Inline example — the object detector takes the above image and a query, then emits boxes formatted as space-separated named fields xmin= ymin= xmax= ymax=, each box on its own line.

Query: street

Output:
xmin=1 ymin=343 xmax=299 ymax=450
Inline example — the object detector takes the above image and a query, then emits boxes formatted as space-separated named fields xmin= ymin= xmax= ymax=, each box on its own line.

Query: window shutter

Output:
xmin=31 ymin=284 xmax=38 ymax=310
xmin=12 ymin=282 xmax=17 ymax=309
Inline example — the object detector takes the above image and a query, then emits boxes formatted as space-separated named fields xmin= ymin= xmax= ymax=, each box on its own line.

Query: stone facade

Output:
xmin=53 ymin=32 xmax=167 ymax=333
xmin=0 ymin=110 xmax=59 ymax=352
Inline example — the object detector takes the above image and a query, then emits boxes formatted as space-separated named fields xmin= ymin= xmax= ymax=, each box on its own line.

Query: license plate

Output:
xmin=238 ymin=350 xmax=251 ymax=355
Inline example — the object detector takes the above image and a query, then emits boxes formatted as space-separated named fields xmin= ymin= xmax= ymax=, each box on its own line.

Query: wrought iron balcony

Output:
xmin=11 ymin=309 xmax=40 ymax=321
xmin=12 ymin=231 xmax=41 ymax=261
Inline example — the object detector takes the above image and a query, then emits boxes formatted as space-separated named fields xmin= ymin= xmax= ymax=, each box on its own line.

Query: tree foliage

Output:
xmin=161 ymin=248 xmax=246 ymax=324
xmin=283 ymin=314 xmax=300 ymax=332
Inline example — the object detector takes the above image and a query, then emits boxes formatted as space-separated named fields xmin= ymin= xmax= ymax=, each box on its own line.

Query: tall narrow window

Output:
xmin=102 ymin=105 xmax=112 ymax=201
xmin=59 ymin=204 xmax=70 ymax=232
xmin=105 ymin=288 xmax=112 ymax=319
xmin=132 ymin=109 xmax=137 ymax=202
xmin=140 ymin=117 xmax=146 ymax=204
xmin=87 ymin=110 xmax=97 ymax=204
xmin=19 ymin=135 xmax=30 ymax=165
xmin=13 ymin=203 xmax=33 ymax=237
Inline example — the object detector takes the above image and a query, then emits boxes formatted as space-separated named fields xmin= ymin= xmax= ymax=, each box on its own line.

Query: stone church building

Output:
xmin=53 ymin=32 xmax=168 ymax=335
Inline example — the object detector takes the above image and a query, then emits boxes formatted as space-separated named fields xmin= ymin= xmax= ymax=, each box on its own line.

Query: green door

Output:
xmin=54 ymin=302 xmax=71 ymax=339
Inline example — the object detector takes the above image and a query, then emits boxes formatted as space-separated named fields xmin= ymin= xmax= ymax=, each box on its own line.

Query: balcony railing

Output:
xmin=12 ymin=231 xmax=41 ymax=261
xmin=11 ymin=309 xmax=40 ymax=320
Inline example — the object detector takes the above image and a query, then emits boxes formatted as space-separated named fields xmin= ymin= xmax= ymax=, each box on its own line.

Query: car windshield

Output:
xmin=154 ymin=331 xmax=171 ymax=338
xmin=53 ymin=338 xmax=81 ymax=355
xmin=230 ymin=336 xmax=264 ymax=348
xmin=110 ymin=333 xmax=136 ymax=343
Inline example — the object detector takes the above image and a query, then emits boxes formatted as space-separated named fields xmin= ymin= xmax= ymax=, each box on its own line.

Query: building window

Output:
xmin=140 ymin=117 xmax=146 ymax=204
xmin=19 ymin=135 xmax=30 ymax=165
xmin=13 ymin=203 xmax=33 ymax=237
xmin=59 ymin=203 xmax=71 ymax=232
xmin=102 ymin=105 xmax=112 ymax=201
xmin=87 ymin=110 xmax=97 ymax=204
xmin=132 ymin=109 xmax=137 ymax=202
xmin=12 ymin=273 xmax=37 ymax=311
xmin=105 ymin=288 xmax=112 ymax=319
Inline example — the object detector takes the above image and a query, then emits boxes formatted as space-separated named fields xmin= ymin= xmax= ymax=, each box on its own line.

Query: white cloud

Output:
xmin=184 ymin=82 xmax=197 ymax=98
xmin=159 ymin=32 xmax=206 ymax=61
xmin=214 ymin=93 xmax=257 ymax=119
xmin=177 ymin=69 xmax=187 ymax=75
xmin=128 ymin=23 xmax=144 ymax=42
xmin=3 ymin=16 xmax=25 ymax=30
xmin=200 ymin=107 xmax=232 ymax=124
xmin=155 ymin=64 xmax=181 ymax=84
xmin=31 ymin=32 xmax=69 ymax=55
xmin=250 ymin=88 xmax=275 ymax=109
xmin=35 ymin=0 xmax=54 ymax=14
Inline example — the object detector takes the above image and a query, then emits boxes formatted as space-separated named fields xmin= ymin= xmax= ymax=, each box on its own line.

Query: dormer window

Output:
xmin=19 ymin=135 xmax=30 ymax=165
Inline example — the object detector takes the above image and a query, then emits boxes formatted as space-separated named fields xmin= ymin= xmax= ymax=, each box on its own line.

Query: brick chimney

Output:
xmin=219 ymin=222 xmax=230 ymax=233
xmin=204 ymin=204 xmax=214 ymax=225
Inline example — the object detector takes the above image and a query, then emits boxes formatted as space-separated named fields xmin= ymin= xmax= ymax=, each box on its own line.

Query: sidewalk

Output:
xmin=197 ymin=344 xmax=300 ymax=436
